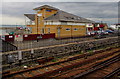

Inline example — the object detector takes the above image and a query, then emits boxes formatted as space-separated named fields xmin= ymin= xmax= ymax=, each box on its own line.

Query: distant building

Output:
xmin=24 ymin=5 xmax=107 ymax=38
xmin=0 ymin=27 xmax=16 ymax=35
xmin=109 ymin=24 xmax=120 ymax=30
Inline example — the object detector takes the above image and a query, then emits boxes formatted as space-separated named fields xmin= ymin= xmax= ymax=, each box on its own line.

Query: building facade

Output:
xmin=24 ymin=5 xmax=107 ymax=38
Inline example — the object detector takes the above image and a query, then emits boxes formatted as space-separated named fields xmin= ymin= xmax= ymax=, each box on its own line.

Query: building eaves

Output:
xmin=24 ymin=14 xmax=35 ymax=21
xmin=33 ymin=5 xmax=59 ymax=11
xmin=44 ymin=10 xmax=95 ymax=23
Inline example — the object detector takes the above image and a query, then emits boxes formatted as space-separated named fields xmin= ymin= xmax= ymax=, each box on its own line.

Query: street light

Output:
xmin=36 ymin=13 xmax=42 ymax=42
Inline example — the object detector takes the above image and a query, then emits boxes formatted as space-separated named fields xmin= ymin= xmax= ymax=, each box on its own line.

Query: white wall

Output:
xmin=44 ymin=21 xmax=86 ymax=25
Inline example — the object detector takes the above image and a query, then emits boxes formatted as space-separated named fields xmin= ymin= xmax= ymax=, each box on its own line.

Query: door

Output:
xmin=57 ymin=28 xmax=60 ymax=38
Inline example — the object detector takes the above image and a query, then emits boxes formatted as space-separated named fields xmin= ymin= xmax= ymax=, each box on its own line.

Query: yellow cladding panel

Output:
xmin=60 ymin=25 xmax=86 ymax=38
xmin=72 ymin=25 xmax=86 ymax=37
xmin=34 ymin=9 xmax=58 ymax=34
xmin=27 ymin=25 xmax=37 ymax=34
xmin=37 ymin=9 xmax=57 ymax=18
xmin=45 ymin=25 xmax=57 ymax=34
xmin=45 ymin=25 xmax=86 ymax=38
xmin=45 ymin=10 xmax=57 ymax=18
xmin=59 ymin=25 xmax=72 ymax=38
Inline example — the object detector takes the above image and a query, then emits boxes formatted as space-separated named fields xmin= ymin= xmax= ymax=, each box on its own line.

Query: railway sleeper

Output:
xmin=2 ymin=47 xmax=119 ymax=78
xmin=29 ymin=49 xmax=120 ymax=78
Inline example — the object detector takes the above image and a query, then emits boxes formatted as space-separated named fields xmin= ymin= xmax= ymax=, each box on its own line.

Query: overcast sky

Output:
xmin=1 ymin=1 xmax=119 ymax=25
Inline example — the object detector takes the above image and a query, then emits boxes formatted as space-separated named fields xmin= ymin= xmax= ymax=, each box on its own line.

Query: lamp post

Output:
xmin=36 ymin=13 xmax=42 ymax=42
xmin=37 ymin=15 xmax=39 ymax=42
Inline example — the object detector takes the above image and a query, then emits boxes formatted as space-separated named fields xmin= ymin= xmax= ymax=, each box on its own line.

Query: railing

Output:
xmin=26 ymin=21 xmax=35 ymax=25
xmin=1 ymin=33 xmax=119 ymax=52
xmin=1 ymin=39 xmax=18 ymax=52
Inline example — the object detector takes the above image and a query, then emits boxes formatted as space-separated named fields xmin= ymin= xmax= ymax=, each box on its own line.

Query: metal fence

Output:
xmin=1 ymin=33 xmax=119 ymax=52
xmin=1 ymin=39 xmax=17 ymax=52
xmin=12 ymin=34 xmax=120 ymax=50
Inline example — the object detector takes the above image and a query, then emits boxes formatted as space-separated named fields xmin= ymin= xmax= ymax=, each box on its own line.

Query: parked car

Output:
xmin=94 ymin=30 xmax=107 ymax=39
xmin=104 ymin=30 xmax=114 ymax=33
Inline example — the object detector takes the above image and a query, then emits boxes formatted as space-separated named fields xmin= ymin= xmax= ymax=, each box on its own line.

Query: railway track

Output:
xmin=2 ymin=36 xmax=119 ymax=69
xmin=102 ymin=67 xmax=120 ymax=79
xmin=2 ymin=42 xmax=118 ymax=71
xmin=2 ymin=47 xmax=120 ymax=79
xmin=72 ymin=54 xmax=120 ymax=79
xmin=48 ymin=52 xmax=120 ymax=79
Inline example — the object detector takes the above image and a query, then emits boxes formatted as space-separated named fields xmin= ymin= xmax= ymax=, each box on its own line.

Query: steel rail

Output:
xmin=2 ymin=48 xmax=120 ymax=79
xmin=102 ymin=67 xmax=120 ymax=79
xmin=72 ymin=54 xmax=120 ymax=79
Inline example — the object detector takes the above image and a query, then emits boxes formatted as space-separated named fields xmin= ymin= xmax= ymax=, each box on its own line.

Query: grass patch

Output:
xmin=51 ymin=59 xmax=57 ymax=62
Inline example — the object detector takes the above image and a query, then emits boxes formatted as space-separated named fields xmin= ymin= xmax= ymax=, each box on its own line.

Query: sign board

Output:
xmin=9 ymin=36 xmax=13 ymax=38
xmin=24 ymin=35 xmax=28 ymax=37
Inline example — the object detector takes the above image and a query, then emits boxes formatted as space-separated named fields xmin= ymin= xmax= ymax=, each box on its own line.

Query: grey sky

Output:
xmin=2 ymin=0 xmax=120 ymax=2
xmin=1 ymin=2 xmax=119 ymax=25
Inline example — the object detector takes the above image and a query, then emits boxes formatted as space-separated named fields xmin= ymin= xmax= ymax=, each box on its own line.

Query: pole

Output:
xmin=37 ymin=15 xmax=39 ymax=42
xmin=44 ymin=8 xmax=46 ymax=33
xmin=24 ymin=16 xmax=26 ymax=26
xmin=71 ymin=25 xmax=72 ymax=38
xmin=18 ymin=51 xmax=22 ymax=66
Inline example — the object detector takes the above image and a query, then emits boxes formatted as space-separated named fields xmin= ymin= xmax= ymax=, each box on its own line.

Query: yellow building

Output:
xmin=24 ymin=5 xmax=95 ymax=38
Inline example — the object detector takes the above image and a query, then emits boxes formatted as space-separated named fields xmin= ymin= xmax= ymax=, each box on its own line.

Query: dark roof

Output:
xmin=33 ymin=5 xmax=59 ymax=10
xmin=44 ymin=10 xmax=95 ymax=23
xmin=24 ymin=14 xmax=35 ymax=21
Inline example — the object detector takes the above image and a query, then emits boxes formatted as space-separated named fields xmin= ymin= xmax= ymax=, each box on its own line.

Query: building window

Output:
xmin=66 ymin=28 xmax=70 ymax=31
xmin=46 ymin=9 xmax=51 ymax=12
xmin=48 ymin=28 xmax=50 ymax=34
xmin=61 ymin=22 xmax=67 ymax=25
xmin=74 ymin=28 xmax=78 ymax=31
